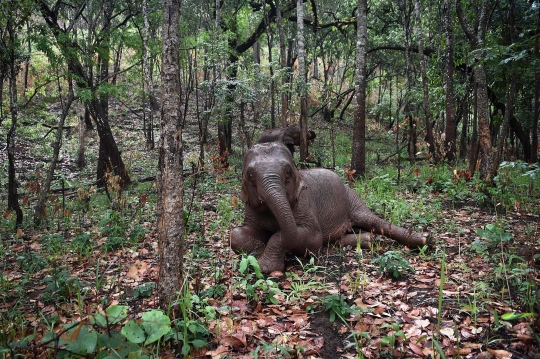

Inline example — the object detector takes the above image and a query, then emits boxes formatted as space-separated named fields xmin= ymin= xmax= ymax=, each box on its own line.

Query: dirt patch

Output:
xmin=309 ymin=310 xmax=350 ymax=358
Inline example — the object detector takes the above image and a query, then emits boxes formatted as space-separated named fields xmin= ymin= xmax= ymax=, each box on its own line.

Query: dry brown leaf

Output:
xmin=126 ymin=260 xmax=149 ymax=281
xmin=207 ymin=345 xmax=229 ymax=359
xmin=414 ymin=319 xmax=430 ymax=328
xmin=440 ymin=327 xmax=456 ymax=341
xmin=409 ymin=342 xmax=424 ymax=356
xmin=487 ymin=348 xmax=513 ymax=358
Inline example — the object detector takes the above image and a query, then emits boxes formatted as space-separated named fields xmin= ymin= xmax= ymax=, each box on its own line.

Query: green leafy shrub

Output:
xmin=371 ymin=250 xmax=415 ymax=278
xmin=323 ymin=294 xmax=360 ymax=323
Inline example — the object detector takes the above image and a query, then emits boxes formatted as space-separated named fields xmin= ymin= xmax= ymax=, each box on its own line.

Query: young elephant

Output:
xmin=230 ymin=142 xmax=430 ymax=273
xmin=257 ymin=124 xmax=316 ymax=154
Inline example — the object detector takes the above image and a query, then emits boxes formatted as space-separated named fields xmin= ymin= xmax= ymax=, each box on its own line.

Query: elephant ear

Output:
xmin=294 ymin=173 xmax=306 ymax=202
xmin=240 ymin=181 xmax=249 ymax=202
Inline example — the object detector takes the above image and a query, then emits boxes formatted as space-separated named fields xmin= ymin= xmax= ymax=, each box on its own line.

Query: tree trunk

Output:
xmin=398 ymin=0 xmax=416 ymax=163
xmin=491 ymin=72 xmax=516 ymax=178
xmin=276 ymin=0 xmax=288 ymax=126
xmin=297 ymin=0 xmax=308 ymax=163
xmin=34 ymin=80 xmax=75 ymax=226
xmin=533 ymin=4 xmax=539 ymax=163
xmin=443 ymin=0 xmax=456 ymax=162
xmin=77 ymin=106 xmax=87 ymax=169
xmin=158 ymin=0 xmax=184 ymax=312
xmin=414 ymin=0 xmax=435 ymax=160
xmin=143 ymin=0 xmax=155 ymax=149
xmin=351 ymin=0 xmax=368 ymax=177
xmin=457 ymin=0 xmax=493 ymax=182
xmin=7 ymin=20 xmax=23 ymax=227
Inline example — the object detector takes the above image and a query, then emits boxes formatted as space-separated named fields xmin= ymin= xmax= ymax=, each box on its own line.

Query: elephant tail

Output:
xmin=346 ymin=186 xmax=430 ymax=248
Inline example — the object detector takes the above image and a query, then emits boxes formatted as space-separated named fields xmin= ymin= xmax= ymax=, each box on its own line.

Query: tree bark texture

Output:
xmin=534 ymin=4 xmax=540 ymax=163
xmin=443 ymin=0 xmax=456 ymax=162
xmin=457 ymin=0 xmax=493 ymax=181
xmin=276 ymin=0 xmax=289 ymax=126
xmin=351 ymin=0 xmax=368 ymax=177
xmin=398 ymin=0 xmax=416 ymax=162
xmin=297 ymin=0 xmax=309 ymax=163
xmin=143 ymin=0 xmax=156 ymax=149
xmin=158 ymin=0 xmax=184 ymax=312
xmin=7 ymin=18 xmax=23 ymax=227
xmin=414 ymin=0 xmax=435 ymax=160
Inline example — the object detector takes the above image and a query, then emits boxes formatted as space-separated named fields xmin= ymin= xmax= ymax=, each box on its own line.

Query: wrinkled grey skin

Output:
xmin=230 ymin=142 xmax=430 ymax=273
xmin=257 ymin=124 xmax=316 ymax=154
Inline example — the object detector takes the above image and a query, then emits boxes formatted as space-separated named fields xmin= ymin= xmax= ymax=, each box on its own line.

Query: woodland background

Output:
xmin=0 ymin=0 xmax=539 ymax=358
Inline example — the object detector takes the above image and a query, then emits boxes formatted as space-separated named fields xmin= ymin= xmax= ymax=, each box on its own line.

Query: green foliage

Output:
xmin=133 ymin=282 xmax=156 ymax=299
xmin=380 ymin=323 xmax=406 ymax=348
xmin=323 ymin=294 xmax=361 ymax=324
xmin=371 ymin=250 xmax=415 ymax=279
xmin=236 ymin=255 xmax=282 ymax=304
xmin=70 ymin=233 xmax=93 ymax=257
xmin=40 ymin=267 xmax=83 ymax=304
xmin=16 ymin=252 xmax=49 ymax=272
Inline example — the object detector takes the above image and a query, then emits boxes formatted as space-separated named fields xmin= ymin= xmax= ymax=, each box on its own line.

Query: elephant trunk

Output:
xmin=260 ymin=175 xmax=299 ymax=252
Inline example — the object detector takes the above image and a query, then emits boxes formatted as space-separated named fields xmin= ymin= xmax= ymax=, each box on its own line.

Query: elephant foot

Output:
xmin=341 ymin=232 xmax=372 ymax=249
xmin=258 ymin=254 xmax=285 ymax=274
xmin=255 ymin=231 xmax=287 ymax=273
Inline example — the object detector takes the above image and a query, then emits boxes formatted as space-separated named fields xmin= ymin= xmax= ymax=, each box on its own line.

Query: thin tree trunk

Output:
xmin=34 ymin=78 xmax=75 ymax=226
xmin=77 ymin=103 xmax=87 ymax=169
xmin=457 ymin=0 xmax=493 ymax=181
xmin=297 ymin=0 xmax=308 ymax=163
xmin=351 ymin=0 xmax=368 ymax=177
xmin=533 ymin=5 xmax=539 ymax=163
xmin=443 ymin=0 xmax=456 ymax=162
xmin=143 ymin=0 xmax=155 ymax=149
xmin=276 ymin=0 xmax=288 ymax=126
xmin=7 ymin=19 xmax=23 ymax=227
xmin=491 ymin=72 xmax=516 ymax=177
xmin=414 ymin=0 xmax=435 ymax=160
xmin=398 ymin=0 xmax=416 ymax=163
xmin=158 ymin=0 xmax=184 ymax=312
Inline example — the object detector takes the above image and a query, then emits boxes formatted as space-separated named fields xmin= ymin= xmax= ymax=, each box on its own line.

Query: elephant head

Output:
xmin=240 ymin=143 xmax=305 ymax=246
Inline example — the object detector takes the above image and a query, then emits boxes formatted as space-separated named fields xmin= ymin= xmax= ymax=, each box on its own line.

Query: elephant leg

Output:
xmin=340 ymin=232 xmax=372 ymax=249
xmin=346 ymin=187 xmax=430 ymax=248
xmin=230 ymin=226 xmax=271 ymax=255
xmin=258 ymin=232 xmax=286 ymax=273
xmin=258 ymin=227 xmax=323 ymax=273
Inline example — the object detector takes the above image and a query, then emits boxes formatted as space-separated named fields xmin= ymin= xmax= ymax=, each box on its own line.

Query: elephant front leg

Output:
xmin=230 ymin=226 xmax=270 ymax=255
xmin=258 ymin=232 xmax=286 ymax=273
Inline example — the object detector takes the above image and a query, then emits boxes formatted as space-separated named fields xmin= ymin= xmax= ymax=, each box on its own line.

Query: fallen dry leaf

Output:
xmin=487 ymin=348 xmax=513 ymax=358
xmin=127 ymin=259 xmax=148 ymax=281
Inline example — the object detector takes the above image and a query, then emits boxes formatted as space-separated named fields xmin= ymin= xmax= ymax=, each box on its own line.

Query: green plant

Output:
xmin=236 ymin=255 xmax=282 ymax=304
xmin=371 ymin=250 xmax=415 ymax=278
xmin=16 ymin=252 xmax=49 ymax=272
xmin=380 ymin=322 xmax=406 ymax=348
xmin=70 ymin=233 xmax=93 ymax=257
xmin=40 ymin=267 xmax=83 ymax=304
xmin=39 ymin=233 xmax=68 ymax=256
xmin=323 ymin=295 xmax=359 ymax=323
xmin=133 ymin=282 xmax=156 ymax=299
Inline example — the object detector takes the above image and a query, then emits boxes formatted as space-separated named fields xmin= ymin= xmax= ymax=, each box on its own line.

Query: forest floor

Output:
xmin=1 ymin=109 xmax=539 ymax=358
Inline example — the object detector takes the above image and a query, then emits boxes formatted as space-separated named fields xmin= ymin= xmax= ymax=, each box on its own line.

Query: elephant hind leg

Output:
xmin=340 ymin=232 xmax=372 ymax=249
xmin=346 ymin=187 xmax=431 ymax=248
xmin=230 ymin=226 xmax=271 ymax=255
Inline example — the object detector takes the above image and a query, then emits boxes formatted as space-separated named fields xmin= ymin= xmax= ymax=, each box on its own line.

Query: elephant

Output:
xmin=230 ymin=142 xmax=430 ymax=273
xmin=257 ymin=124 xmax=316 ymax=154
